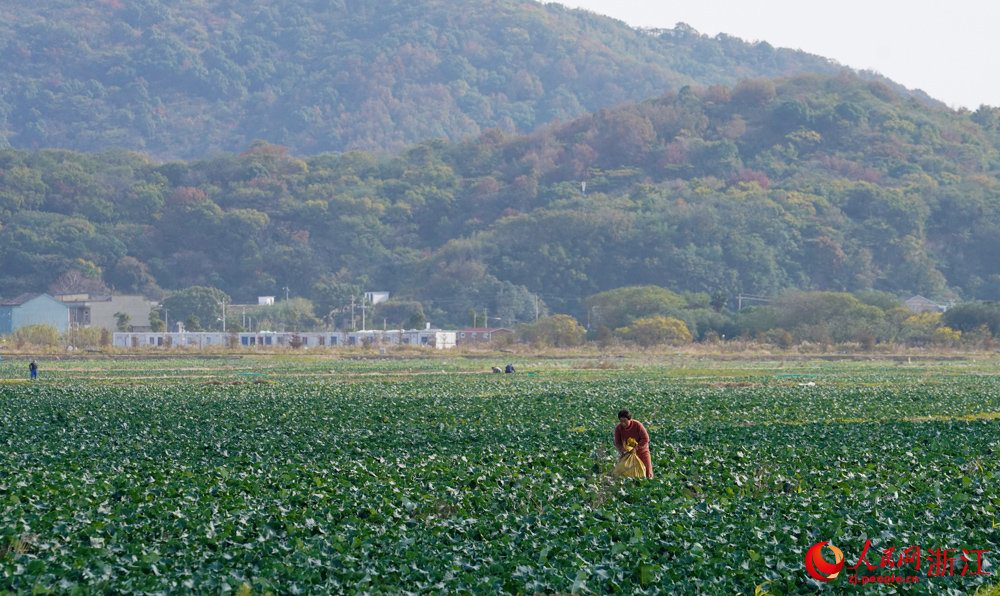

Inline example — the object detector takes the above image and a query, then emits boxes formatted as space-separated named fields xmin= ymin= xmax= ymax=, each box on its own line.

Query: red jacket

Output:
xmin=614 ymin=419 xmax=653 ymax=478
xmin=614 ymin=420 xmax=650 ymax=456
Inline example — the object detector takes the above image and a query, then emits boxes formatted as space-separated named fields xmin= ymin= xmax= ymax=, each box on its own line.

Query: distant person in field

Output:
xmin=614 ymin=409 xmax=653 ymax=478
xmin=29 ymin=360 xmax=38 ymax=380
xmin=505 ymin=363 xmax=515 ymax=373
xmin=492 ymin=366 xmax=502 ymax=373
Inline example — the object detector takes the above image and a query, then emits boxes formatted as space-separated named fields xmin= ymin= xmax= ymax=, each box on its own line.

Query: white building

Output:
xmin=114 ymin=326 xmax=457 ymax=350
xmin=365 ymin=291 xmax=390 ymax=305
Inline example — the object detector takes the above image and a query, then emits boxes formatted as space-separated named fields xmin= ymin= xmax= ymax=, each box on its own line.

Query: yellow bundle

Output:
xmin=613 ymin=438 xmax=646 ymax=478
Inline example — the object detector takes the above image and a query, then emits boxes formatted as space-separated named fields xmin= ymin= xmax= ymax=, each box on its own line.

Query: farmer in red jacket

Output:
xmin=614 ymin=409 xmax=653 ymax=478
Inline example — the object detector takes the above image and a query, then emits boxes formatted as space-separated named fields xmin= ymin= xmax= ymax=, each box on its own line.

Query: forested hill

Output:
xmin=0 ymin=0 xmax=940 ymax=159
xmin=2 ymin=72 xmax=1000 ymax=326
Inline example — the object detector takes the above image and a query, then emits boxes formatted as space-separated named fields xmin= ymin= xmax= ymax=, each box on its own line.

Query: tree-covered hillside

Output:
xmin=0 ymin=0 xmax=939 ymax=159
xmin=1 ymin=72 xmax=998 ymax=326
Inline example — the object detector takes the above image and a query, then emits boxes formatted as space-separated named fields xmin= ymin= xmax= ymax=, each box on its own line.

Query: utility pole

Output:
xmin=217 ymin=299 xmax=227 ymax=332
xmin=283 ymin=286 xmax=290 ymax=301
xmin=361 ymin=302 xmax=367 ymax=331
xmin=534 ymin=296 xmax=539 ymax=321
xmin=163 ymin=308 xmax=169 ymax=333
xmin=351 ymin=296 xmax=356 ymax=329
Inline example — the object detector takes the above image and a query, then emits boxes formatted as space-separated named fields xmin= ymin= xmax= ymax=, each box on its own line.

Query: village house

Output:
xmin=0 ymin=293 xmax=71 ymax=335
xmin=55 ymin=294 xmax=158 ymax=332
xmin=904 ymin=295 xmax=948 ymax=314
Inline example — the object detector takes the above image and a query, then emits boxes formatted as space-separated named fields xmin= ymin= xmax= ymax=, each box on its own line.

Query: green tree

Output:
xmin=110 ymin=256 xmax=159 ymax=296
xmin=710 ymin=291 xmax=729 ymax=313
xmin=114 ymin=311 xmax=131 ymax=332
xmin=852 ymin=290 xmax=905 ymax=311
xmin=582 ymin=286 xmax=687 ymax=332
xmin=467 ymin=309 xmax=488 ymax=327
xmin=772 ymin=292 xmax=887 ymax=343
xmin=161 ymin=287 xmax=230 ymax=331
xmin=373 ymin=300 xmax=425 ymax=329
xmin=245 ymin=298 xmax=319 ymax=331
xmin=149 ymin=310 xmax=165 ymax=332
xmin=516 ymin=314 xmax=585 ymax=348
xmin=595 ymin=325 xmax=614 ymax=348
xmin=184 ymin=314 xmax=204 ymax=332
xmin=407 ymin=310 xmax=428 ymax=330
xmin=942 ymin=302 xmax=1000 ymax=336
xmin=311 ymin=278 xmax=364 ymax=323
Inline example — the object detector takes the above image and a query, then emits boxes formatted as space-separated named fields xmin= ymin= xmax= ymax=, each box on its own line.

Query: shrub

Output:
xmin=13 ymin=325 xmax=61 ymax=348
xmin=775 ymin=330 xmax=794 ymax=350
xmin=65 ymin=327 xmax=103 ymax=349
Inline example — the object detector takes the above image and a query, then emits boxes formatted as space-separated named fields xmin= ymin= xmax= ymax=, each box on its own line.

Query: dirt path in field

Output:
xmin=40 ymin=369 xmax=497 ymax=381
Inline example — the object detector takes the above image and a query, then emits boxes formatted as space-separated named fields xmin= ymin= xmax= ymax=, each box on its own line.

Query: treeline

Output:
xmin=1 ymin=73 xmax=1000 ymax=327
xmin=515 ymin=286 xmax=998 ymax=350
xmin=0 ymin=0 xmax=936 ymax=158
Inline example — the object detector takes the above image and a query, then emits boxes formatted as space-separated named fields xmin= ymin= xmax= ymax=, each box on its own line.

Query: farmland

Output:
xmin=0 ymin=356 xmax=998 ymax=595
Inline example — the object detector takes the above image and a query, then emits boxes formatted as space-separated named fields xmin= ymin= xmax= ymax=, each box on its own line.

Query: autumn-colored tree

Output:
xmin=731 ymin=78 xmax=776 ymax=106
xmin=614 ymin=316 xmax=692 ymax=346
xmin=48 ymin=267 xmax=110 ymax=297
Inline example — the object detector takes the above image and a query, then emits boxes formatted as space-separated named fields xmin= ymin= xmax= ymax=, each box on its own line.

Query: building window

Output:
xmin=472 ymin=332 xmax=477 ymax=338
xmin=460 ymin=332 xmax=466 ymax=338
xmin=484 ymin=333 xmax=489 ymax=338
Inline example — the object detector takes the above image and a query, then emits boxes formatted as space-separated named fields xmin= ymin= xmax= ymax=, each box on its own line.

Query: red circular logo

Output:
xmin=805 ymin=542 xmax=845 ymax=581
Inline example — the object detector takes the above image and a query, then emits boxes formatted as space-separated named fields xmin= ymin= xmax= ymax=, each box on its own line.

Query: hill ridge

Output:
xmin=0 ymin=0 xmax=943 ymax=159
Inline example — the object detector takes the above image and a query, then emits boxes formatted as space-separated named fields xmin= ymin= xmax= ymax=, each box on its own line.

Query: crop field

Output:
xmin=0 ymin=356 xmax=998 ymax=595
